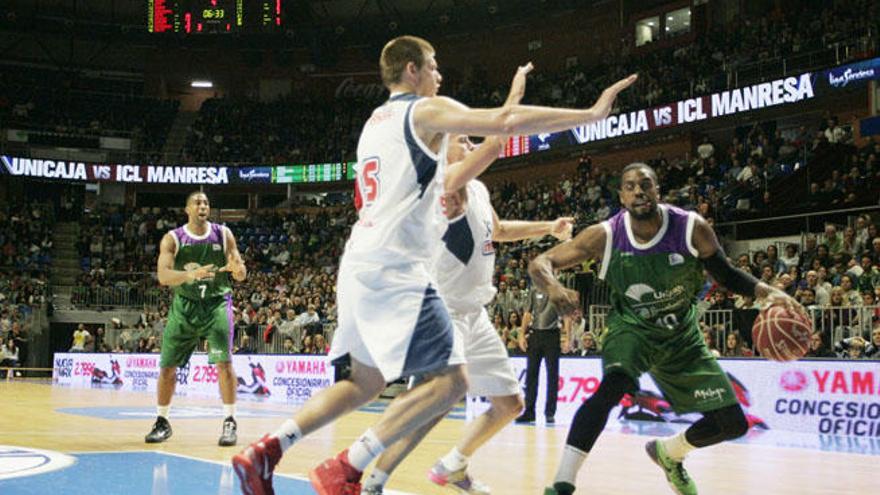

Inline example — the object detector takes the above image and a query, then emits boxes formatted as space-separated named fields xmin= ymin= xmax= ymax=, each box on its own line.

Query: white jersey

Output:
xmin=433 ymin=180 xmax=497 ymax=313
xmin=346 ymin=93 xmax=448 ymax=269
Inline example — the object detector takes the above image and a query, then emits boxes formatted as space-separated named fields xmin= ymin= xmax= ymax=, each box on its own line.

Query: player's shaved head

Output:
xmin=380 ymin=35 xmax=435 ymax=87
xmin=620 ymin=162 xmax=658 ymax=186
xmin=186 ymin=191 xmax=208 ymax=205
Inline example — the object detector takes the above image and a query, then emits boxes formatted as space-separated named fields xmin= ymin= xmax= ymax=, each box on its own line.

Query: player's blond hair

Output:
xmin=380 ymin=36 xmax=434 ymax=87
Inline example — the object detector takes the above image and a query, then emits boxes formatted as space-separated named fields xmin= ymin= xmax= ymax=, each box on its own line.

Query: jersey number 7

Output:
xmin=355 ymin=157 xmax=380 ymax=211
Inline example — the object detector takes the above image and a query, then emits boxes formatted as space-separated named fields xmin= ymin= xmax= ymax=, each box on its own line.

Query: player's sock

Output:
xmin=554 ymin=444 xmax=588 ymax=487
xmin=347 ymin=429 xmax=386 ymax=472
xmin=272 ymin=419 xmax=303 ymax=452
xmin=223 ymin=403 xmax=236 ymax=419
xmin=439 ymin=447 xmax=469 ymax=471
xmin=157 ymin=405 xmax=170 ymax=419
xmin=659 ymin=432 xmax=697 ymax=462
xmin=363 ymin=468 xmax=390 ymax=489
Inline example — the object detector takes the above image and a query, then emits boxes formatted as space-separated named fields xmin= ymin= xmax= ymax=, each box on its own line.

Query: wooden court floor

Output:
xmin=1 ymin=381 xmax=876 ymax=494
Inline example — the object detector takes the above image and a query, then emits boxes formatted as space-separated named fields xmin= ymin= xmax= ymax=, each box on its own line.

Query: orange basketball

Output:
xmin=752 ymin=305 xmax=812 ymax=361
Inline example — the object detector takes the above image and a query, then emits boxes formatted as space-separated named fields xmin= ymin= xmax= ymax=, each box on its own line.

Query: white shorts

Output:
xmin=450 ymin=307 xmax=520 ymax=397
xmin=329 ymin=261 xmax=464 ymax=382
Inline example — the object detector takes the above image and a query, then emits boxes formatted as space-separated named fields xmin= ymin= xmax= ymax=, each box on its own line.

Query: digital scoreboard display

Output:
xmin=273 ymin=163 xmax=357 ymax=184
xmin=148 ymin=0 xmax=282 ymax=34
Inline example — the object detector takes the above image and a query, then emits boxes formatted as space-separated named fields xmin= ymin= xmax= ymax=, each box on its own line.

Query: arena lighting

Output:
xmin=191 ymin=80 xmax=213 ymax=88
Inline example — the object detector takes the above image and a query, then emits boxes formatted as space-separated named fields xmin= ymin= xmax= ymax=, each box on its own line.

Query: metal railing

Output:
xmin=70 ymin=286 xmax=166 ymax=309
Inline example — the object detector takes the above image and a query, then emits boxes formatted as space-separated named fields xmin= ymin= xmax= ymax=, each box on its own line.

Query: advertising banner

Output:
xmin=466 ymin=357 xmax=880 ymax=436
xmin=53 ymin=353 xmax=335 ymax=404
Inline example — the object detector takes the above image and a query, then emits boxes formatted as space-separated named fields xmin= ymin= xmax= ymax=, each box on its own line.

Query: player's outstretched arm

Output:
xmin=444 ymin=64 xmax=533 ymax=192
xmin=692 ymin=215 xmax=806 ymax=315
xmin=415 ymin=74 xmax=637 ymax=137
xmin=492 ymin=206 xmax=573 ymax=242
xmin=218 ymin=227 xmax=247 ymax=281
xmin=528 ymin=223 xmax=606 ymax=316
xmin=156 ymin=233 xmax=215 ymax=287
xmin=445 ymin=136 xmax=505 ymax=193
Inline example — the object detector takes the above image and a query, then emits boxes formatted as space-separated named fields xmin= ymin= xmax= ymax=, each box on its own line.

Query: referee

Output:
xmin=516 ymin=287 xmax=570 ymax=424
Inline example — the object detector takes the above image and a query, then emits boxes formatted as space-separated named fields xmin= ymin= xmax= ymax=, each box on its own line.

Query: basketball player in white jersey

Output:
xmin=360 ymin=131 xmax=574 ymax=495
xmin=233 ymin=35 xmax=636 ymax=495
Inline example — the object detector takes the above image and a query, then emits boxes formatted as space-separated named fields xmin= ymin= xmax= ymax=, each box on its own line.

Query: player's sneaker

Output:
xmin=361 ymin=486 xmax=384 ymax=495
xmin=428 ymin=460 xmax=490 ymax=494
xmin=145 ymin=416 xmax=172 ymax=443
xmin=309 ymin=449 xmax=362 ymax=495
xmin=645 ymin=440 xmax=698 ymax=495
xmin=232 ymin=434 xmax=282 ymax=495
xmin=219 ymin=416 xmax=237 ymax=446
xmin=543 ymin=482 xmax=575 ymax=495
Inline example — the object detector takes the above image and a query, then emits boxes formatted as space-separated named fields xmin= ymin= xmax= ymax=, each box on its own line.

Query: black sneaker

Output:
xmin=218 ymin=416 xmax=237 ymax=446
xmin=145 ymin=416 xmax=172 ymax=444
xmin=546 ymin=416 xmax=556 ymax=425
xmin=515 ymin=413 xmax=536 ymax=424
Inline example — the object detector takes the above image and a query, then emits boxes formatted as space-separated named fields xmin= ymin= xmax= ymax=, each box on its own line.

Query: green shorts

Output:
xmin=601 ymin=318 xmax=737 ymax=414
xmin=160 ymin=293 xmax=234 ymax=368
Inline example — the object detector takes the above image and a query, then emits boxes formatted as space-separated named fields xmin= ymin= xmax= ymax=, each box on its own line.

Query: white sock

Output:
xmin=272 ymin=419 xmax=303 ymax=452
xmin=223 ymin=403 xmax=235 ymax=419
xmin=554 ymin=445 xmax=588 ymax=486
xmin=347 ymin=429 xmax=385 ymax=472
xmin=157 ymin=405 xmax=170 ymax=419
xmin=440 ymin=447 xmax=469 ymax=472
xmin=660 ymin=433 xmax=696 ymax=462
xmin=363 ymin=469 xmax=390 ymax=489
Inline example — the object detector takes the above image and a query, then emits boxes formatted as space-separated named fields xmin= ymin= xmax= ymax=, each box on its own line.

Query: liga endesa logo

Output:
xmin=780 ymin=369 xmax=880 ymax=395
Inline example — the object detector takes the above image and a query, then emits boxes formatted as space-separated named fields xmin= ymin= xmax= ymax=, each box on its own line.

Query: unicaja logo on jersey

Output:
xmin=624 ymin=284 xmax=655 ymax=301
xmin=694 ymin=387 xmax=726 ymax=401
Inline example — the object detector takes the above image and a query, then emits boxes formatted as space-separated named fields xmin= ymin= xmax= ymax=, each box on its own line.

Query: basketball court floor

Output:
xmin=1 ymin=381 xmax=876 ymax=494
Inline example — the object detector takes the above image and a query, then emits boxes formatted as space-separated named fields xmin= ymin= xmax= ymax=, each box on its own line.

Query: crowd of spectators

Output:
xmin=0 ymin=65 xmax=179 ymax=152
xmin=180 ymin=0 xmax=877 ymax=166
xmin=0 ymin=203 xmax=54 ymax=272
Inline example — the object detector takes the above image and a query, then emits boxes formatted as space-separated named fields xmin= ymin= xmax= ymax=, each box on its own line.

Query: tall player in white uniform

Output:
xmin=233 ymin=35 xmax=636 ymax=495
xmin=361 ymin=131 xmax=575 ymax=495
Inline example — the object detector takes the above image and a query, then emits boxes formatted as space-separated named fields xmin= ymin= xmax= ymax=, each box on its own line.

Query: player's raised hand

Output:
xmin=549 ymin=285 xmax=580 ymax=317
xmin=763 ymin=285 xmax=808 ymax=319
xmin=505 ymin=62 xmax=534 ymax=107
xmin=188 ymin=264 xmax=216 ymax=283
xmin=550 ymin=217 xmax=575 ymax=241
xmin=591 ymin=74 xmax=638 ymax=120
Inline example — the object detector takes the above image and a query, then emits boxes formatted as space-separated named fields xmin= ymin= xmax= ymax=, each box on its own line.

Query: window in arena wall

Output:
xmin=664 ymin=7 xmax=691 ymax=37
xmin=635 ymin=16 xmax=659 ymax=47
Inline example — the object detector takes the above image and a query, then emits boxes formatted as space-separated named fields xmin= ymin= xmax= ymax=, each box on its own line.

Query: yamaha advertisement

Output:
xmin=466 ymin=357 xmax=880 ymax=437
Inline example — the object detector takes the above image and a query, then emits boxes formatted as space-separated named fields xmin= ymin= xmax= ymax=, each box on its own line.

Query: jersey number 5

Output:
xmin=355 ymin=157 xmax=380 ymax=211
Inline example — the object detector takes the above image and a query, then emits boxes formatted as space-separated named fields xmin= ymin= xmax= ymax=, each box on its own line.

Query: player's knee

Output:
xmin=591 ymin=372 xmax=637 ymax=409
xmin=446 ymin=365 xmax=469 ymax=400
xmin=490 ymin=393 xmax=524 ymax=419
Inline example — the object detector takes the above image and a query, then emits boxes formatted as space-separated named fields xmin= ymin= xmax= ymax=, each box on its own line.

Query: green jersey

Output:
xmin=598 ymin=205 xmax=705 ymax=336
xmin=169 ymin=222 xmax=232 ymax=300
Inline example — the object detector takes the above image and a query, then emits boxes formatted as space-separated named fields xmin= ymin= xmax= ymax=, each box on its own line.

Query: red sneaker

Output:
xmin=308 ymin=450 xmax=363 ymax=495
xmin=231 ymin=434 xmax=283 ymax=495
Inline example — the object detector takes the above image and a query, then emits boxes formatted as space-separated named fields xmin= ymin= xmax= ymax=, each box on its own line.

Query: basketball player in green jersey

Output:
xmin=533 ymin=164 xmax=804 ymax=495
xmin=145 ymin=191 xmax=247 ymax=446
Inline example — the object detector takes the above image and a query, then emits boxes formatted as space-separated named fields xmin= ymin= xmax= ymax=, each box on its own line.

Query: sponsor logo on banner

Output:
xmin=334 ymin=77 xmax=386 ymax=100
xmin=237 ymin=167 xmax=272 ymax=183
xmin=53 ymin=353 xmax=335 ymax=404
xmin=828 ymin=68 xmax=876 ymax=87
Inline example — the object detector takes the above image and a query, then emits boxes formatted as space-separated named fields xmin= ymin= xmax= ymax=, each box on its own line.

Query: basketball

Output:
xmin=752 ymin=306 xmax=813 ymax=361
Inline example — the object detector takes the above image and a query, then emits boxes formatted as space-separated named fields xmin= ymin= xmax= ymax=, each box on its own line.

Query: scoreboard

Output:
xmin=273 ymin=163 xmax=356 ymax=184
xmin=148 ymin=0 xmax=282 ymax=34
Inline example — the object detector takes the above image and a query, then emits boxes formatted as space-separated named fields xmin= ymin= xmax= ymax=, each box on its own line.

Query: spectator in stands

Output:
xmin=236 ymin=334 xmax=255 ymax=354
xmin=0 ymin=337 xmax=18 ymax=368
xmin=313 ymin=333 xmax=329 ymax=355
xmin=825 ymin=224 xmax=844 ymax=256
xmin=867 ymin=327 xmax=880 ymax=359
xmin=836 ymin=336 xmax=867 ymax=359
xmin=840 ymin=274 xmax=862 ymax=306
xmin=779 ymin=244 xmax=800 ymax=271
xmin=301 ymin=334 xmax=315 ymax=355
xmin=805 ymin=332 xmax=836 ymax=358
xmin=136 ymin=337 xmax=150 ymax=353
xmin=722 ymin=332 xmax=751 ymax=357
xmin=800 ymin=236 xmax=818 ymax=270
xmin=70 ymin=324 xmax=89 ymax=352
xmin=701 ymin=326 xmax=721 ymax=357
xmin=578 ymin=333 xmax=599 ymax=357
xmin=766 ymin=245 xmax=786 ymax=274
xmin=294 ymin=304 xmax=320 ymax=329
xmin=282 ymin=337 xmax=296 ymax=354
